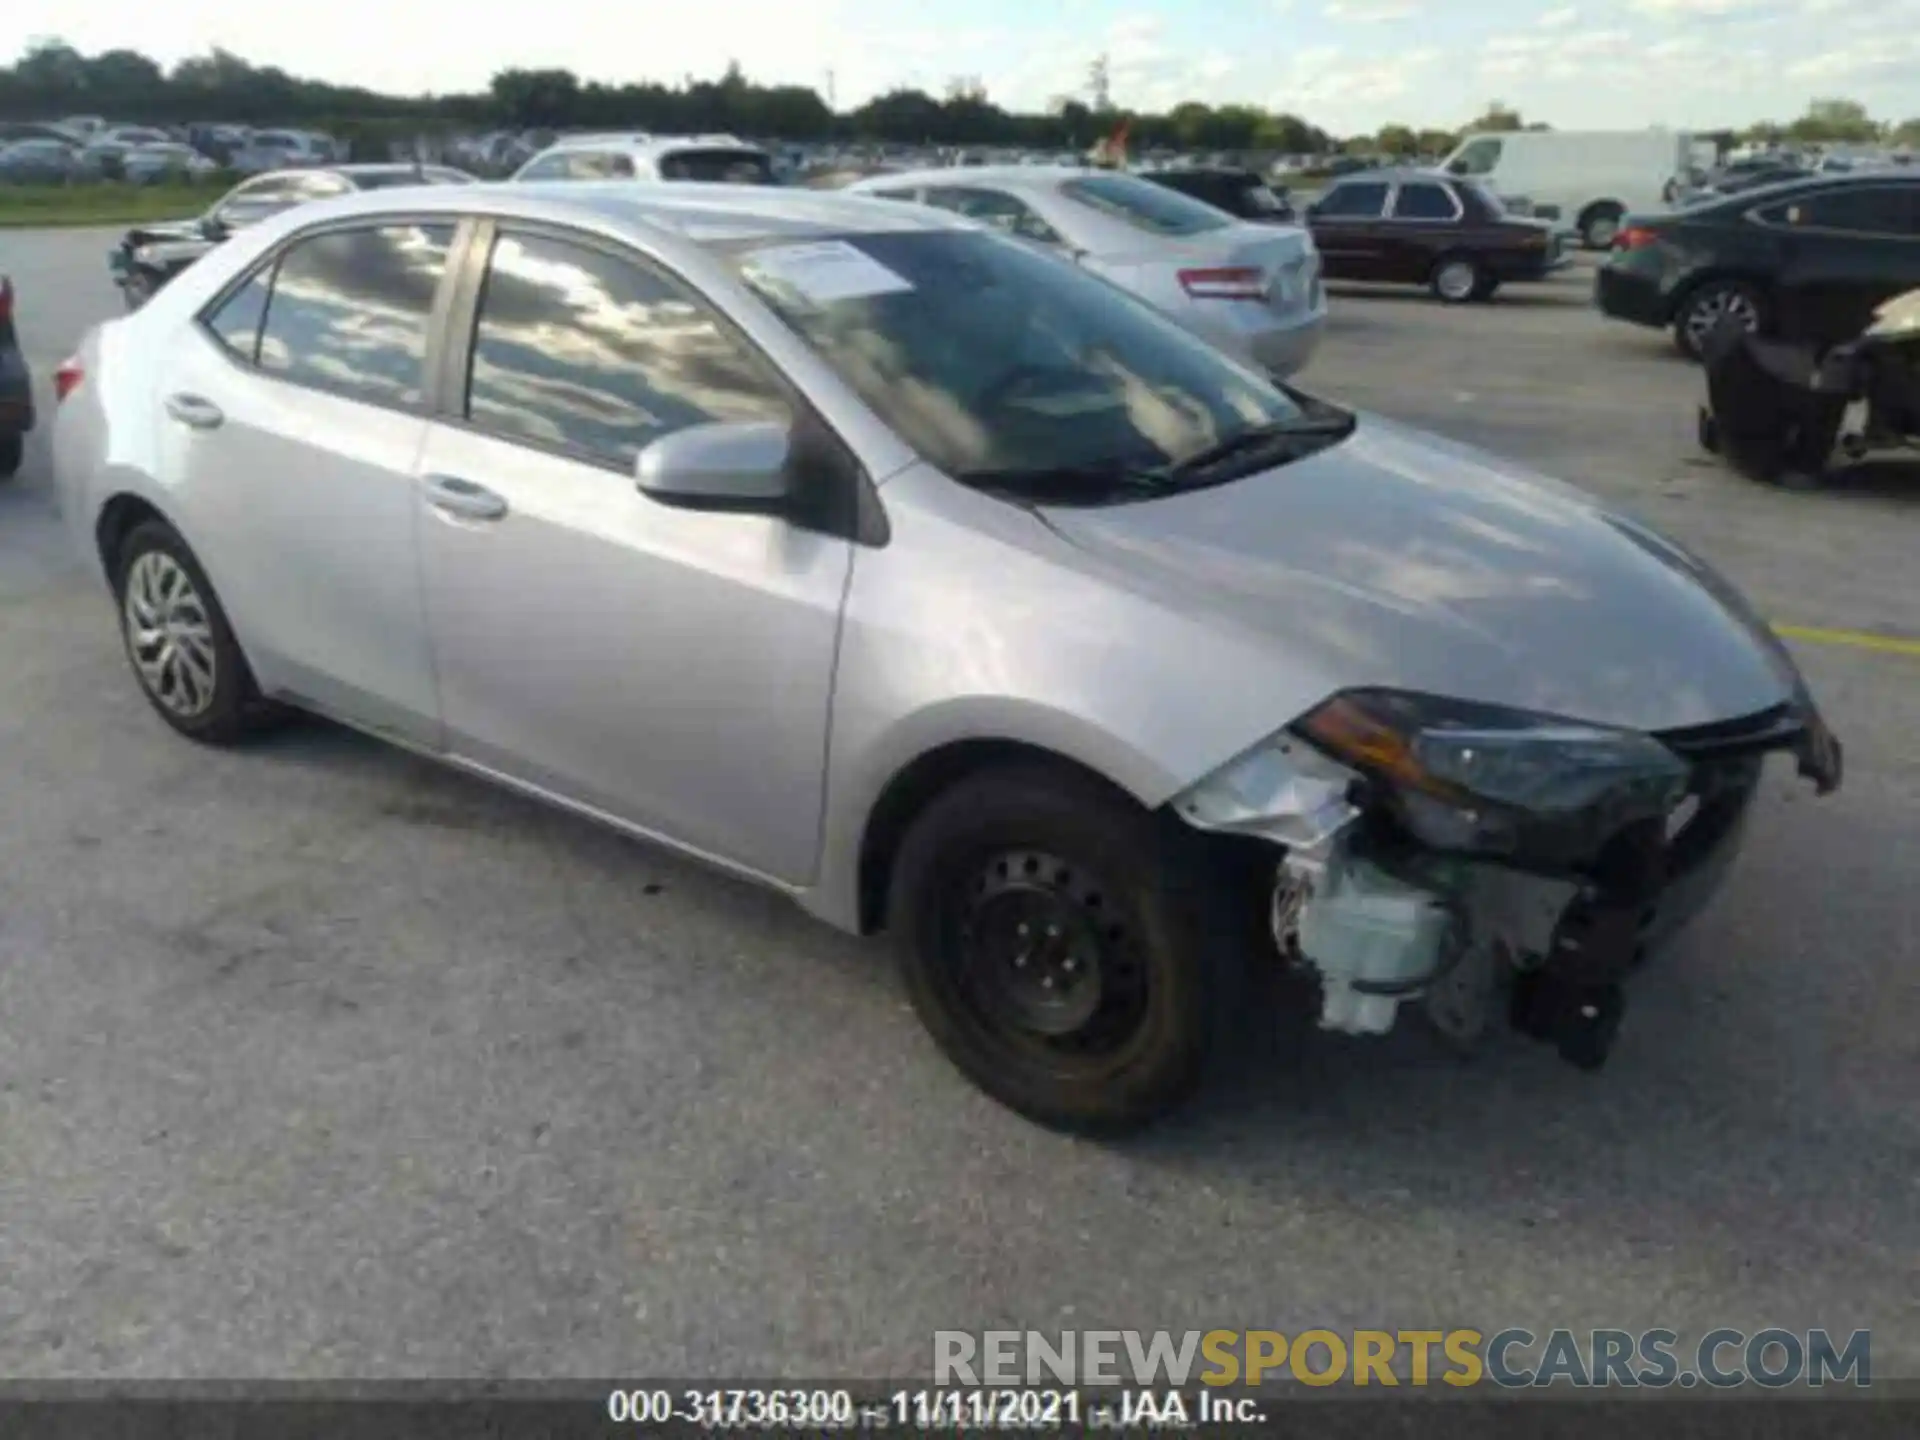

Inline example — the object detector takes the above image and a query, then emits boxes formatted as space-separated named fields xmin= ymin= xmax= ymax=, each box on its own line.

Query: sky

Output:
xmin=17 ymin=0 xmax=1920 ymax=135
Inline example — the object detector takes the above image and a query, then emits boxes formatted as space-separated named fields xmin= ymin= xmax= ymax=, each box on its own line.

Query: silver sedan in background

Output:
xmin=846 ymin=165 xmax=1328 ymax=377
xmin=50 ymin=183 xmax=1840 ymax=1131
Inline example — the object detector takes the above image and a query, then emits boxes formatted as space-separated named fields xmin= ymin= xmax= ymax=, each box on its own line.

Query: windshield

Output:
xmin=1060 ymin=173 xmax=1233 ymax=236
xmin=660 ymin=147 xmax=779 ymax=184
xmin=729 ymin=229 xmax=1316 ymax=494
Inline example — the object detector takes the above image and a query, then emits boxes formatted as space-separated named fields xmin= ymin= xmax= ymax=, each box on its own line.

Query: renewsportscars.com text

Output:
xmin=933 ymin=1327 xmax=1872 ymax=1389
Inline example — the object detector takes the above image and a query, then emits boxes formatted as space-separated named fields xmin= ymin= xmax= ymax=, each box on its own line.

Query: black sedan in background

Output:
xmin=1595 ymin=171 xmax=1920 ymax=358
xmin=109 ymin=163 xmax=475 ymax=309
xmin=0 ymin=276 xmax=30 ymax=480
xmin=1141 ymin=167 xmax=1296 ymax=223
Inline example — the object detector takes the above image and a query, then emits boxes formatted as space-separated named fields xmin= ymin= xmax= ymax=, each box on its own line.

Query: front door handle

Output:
xmin=422 ymin=473 xmax=508 ymax=521
xmin=164 ymin=393 xmax=224 ymax=430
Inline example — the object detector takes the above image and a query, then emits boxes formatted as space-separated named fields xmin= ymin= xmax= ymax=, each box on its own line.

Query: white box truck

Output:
xmin=1438 ymin=129 xmax=1697 ymax=249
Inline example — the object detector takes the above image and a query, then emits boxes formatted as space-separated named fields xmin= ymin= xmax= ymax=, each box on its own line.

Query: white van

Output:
xmin=1440 ymin=129 xmax=1696 ymax=249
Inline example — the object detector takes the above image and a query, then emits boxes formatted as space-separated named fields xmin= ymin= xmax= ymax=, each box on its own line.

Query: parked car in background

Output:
xmin=0 ymin=277 xmax=31 ymax=480
xmin=48 ymin=183 xmax=1843 ymax=1129
xmin=1596 ymin=171 xmax=1920 ymax=358
xmin=1304 ymin=169 xmax=1570 ymax=302
xmin=0 ymin=137 xmax=85 ymax=185
xmin=230 ymin=129 xmax=335 ymax=176
xmin=78 ymin=126 xmax=172 ymax=180
xmin=850 ymin=165 xmax=1326 ymax=377
xmin=108 ymin=163 xmax=476 ymax=309
xmin=122 ymin=143 xmax=220 ymax=186
xmin=512 ymin=133 xmax=781 ymax=184
xmin=1142 ymin=166 xmax=1296 ymax=223
xmin=1443 ymin=128 xmax=1699 ymax=249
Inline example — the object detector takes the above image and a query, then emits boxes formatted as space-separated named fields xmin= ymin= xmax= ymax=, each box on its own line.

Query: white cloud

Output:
xmin=1322 ymin=1 xmax=1419 ymax=21
xmin=1538 ymin=5 xmax=1580 ymax=24
xmin=1271 ymin=44 xmax=1440 ymax=109
xmin=1627 ymin=0 xmax=1767 ymax=15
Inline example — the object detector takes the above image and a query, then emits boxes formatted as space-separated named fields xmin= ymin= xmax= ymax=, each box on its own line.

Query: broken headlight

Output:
xmin=1292 ymin=688 xmax=1692 ymax=863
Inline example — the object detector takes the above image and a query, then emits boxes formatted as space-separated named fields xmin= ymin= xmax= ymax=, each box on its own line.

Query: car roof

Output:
xmin=853 ymin=164 xmax=1092 ymax=191
xmin=541 ymin=133 xmax=768 ymax=157
xmin=1702 ymin=167 xmax=1917 ymax=208
xmin=1322 ymin=167 xmax=1455 ymax=186
xmin=276 ymin=180 xmax=969 ymax=246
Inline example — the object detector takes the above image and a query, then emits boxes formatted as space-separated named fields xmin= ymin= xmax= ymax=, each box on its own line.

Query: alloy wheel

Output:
xmin=1684 ymin=286 xmax=1759 ymax=353
xmin=123 ymin=550 xmax=219 ymax=718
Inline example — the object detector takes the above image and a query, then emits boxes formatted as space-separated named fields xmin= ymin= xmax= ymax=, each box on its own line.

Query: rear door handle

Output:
xmin=164 ymin=393 xmax=224 ymax=430
xmin=422 ymin=473 xmax=508 ymax=521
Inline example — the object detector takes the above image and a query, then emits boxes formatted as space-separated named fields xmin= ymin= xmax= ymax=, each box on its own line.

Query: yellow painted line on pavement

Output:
xmin=1771 ymin=623 xmax=1920 ymax=658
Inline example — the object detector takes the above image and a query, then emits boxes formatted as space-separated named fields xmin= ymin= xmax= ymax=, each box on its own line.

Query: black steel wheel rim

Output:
xmin=946 ymin=848 xmax=1150 ymax=1061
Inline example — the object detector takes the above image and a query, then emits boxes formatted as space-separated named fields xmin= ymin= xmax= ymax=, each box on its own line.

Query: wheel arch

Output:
xmin=852 ymin=737 xmax=1151 ymax=936
xmin=94 ymin=490 xmax=177 ymax=589
xmin=1664 ymin=267 xmax=1772 ymax=326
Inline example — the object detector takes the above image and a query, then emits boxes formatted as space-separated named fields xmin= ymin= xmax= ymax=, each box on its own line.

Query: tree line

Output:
xmin=3 ymin=39 xmax=1917 ymax=158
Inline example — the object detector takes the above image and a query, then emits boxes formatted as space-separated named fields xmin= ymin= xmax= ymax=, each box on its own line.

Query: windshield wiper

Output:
xmin=954 ymin=459 xmax=1179 ymax=504
xmin=1165 ymin=415 xmax=1356 ymax=481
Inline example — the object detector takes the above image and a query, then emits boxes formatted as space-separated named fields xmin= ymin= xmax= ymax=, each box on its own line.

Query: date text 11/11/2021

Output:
xmin=603 ymin=1388 xmax=1261 ymax=1429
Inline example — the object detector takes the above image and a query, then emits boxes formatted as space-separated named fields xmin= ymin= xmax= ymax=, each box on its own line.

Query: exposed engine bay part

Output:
xmin=1699 ymin=286 xmax=1920 ymax=487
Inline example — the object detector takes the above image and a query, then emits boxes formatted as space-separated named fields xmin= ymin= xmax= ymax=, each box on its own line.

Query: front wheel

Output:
xmin=1579 ymin=203 xmax=1625 ymax=251
xmin=1430 ymin=254 xmax=1485 ymax=304
xmin=888 ymin=764 xmax=1248 ymax=1133
xmin=1674 ymin=279 xmax=1765 ymax=361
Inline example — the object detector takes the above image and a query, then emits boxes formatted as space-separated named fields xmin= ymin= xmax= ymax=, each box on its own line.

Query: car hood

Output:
xmin=1038 ymin=415 xmax=1802 ymax=734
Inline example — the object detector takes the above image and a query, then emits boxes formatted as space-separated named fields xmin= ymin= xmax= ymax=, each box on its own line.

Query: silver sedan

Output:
xmin=50 ymin=182 xmax=1841 ymax=1130
xmin=846 ymin=166 xmax=1327 ymax=378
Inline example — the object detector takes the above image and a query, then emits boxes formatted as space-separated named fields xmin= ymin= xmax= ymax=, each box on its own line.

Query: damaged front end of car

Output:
xmin=1174 ymin=687 xmax=1842 ymax=1069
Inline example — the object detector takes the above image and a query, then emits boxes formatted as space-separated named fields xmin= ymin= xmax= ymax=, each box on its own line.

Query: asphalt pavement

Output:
xmin=1 ymin=230 xmax=1915 ymax=1380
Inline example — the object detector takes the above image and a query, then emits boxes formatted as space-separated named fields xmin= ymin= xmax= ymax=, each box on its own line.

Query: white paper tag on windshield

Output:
xmin=745 ymin=240 xmax=913 ymax=304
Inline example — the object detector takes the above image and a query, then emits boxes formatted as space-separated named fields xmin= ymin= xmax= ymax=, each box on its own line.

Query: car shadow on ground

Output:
xmin=1326 ymin=282 xmax=1591 ymax=311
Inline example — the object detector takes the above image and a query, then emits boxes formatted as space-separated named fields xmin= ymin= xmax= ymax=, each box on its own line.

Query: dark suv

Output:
xmin=1304 ymin=169 xmax=1568 ymax=303
xmin=1142 ymin=167 xmax=1296 ymax=223
xmin=1595 ymin=171 xmax=1920 ymax=358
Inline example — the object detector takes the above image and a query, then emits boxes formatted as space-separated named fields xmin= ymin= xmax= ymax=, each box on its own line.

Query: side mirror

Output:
xmin=1445 ymin=159 xmax=1469 ymax=176
xmin=200 ymin=213 xmax=230 ymax=241
xmin=635 ymin=420 xmax=792 ymax=512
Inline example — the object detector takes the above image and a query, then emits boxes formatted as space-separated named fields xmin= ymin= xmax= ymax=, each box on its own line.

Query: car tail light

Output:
xmin=1612 ymin=225 xmax=1661 ymax=251
xmin=54 ymin=356 xmax=84 ymax=403
xmin=1178 ymin=265 xmax=1266 ymax=301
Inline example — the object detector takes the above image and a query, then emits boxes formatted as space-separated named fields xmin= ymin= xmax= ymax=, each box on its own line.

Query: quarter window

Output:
xmin=464 ymin=231 xmax=791 ymax=468
xmin=202 ymin=266 xmax=275 ymax=363
xmin=255 ymin=223 xmax=456 ymax=408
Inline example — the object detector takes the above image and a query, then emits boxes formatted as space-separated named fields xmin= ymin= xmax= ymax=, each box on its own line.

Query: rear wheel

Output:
xmin=1430 ymin=253 xmax=1484 ymax=304
xmin=113 ymin=520 xmax=280 ymax=744
xmin=1579 ymin=202 xmax=1625 ymax=251
xmin=1674 ymin=279 xmax=1765 ymax=360
xmin=0 ymin=433 xmax=20 ymax=480
xmin=887 ymin=764 xmax=1248 ymax=1133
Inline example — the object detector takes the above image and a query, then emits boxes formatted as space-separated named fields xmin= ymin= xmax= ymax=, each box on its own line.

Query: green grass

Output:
xmin=0 ymin=180 xmax=230 ymax=229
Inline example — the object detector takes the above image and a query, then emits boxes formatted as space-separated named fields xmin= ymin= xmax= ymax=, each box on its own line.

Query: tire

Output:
xmin=1673 ymin=279 xmax=1765 ymax=361
xmin=0 ymin=433 xmax=20 ymax=480
xmin=112 ymin=519 xmax=279 ymax=744
xmin=1430 ymin=253 xmax=1484 ymax=304
xmin=1579 ymin=203 xmax=1625 ymax=251
xmin=887 ymin=762 xmax=1250 ymax=1133
xmin=1697 ymin=405 xmax=1719 ymax=454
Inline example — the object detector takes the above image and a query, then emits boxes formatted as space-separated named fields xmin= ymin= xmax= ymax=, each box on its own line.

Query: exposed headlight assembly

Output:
xmin=1292 ymin=688 xmax=1693 ymax=864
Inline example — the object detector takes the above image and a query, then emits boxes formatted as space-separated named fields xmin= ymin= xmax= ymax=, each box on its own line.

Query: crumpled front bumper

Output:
xmin=1179 ymin=700 xmax=1838 ymax=1068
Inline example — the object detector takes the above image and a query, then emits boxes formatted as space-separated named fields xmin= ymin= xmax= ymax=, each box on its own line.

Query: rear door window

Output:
xmin=920 ymin=186 xmax=1064 ymax=245
xmin=1763 ymin=184 xmax=1918 ymax=237
xmin=254 ymin=222 xmax=457 ymax=409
